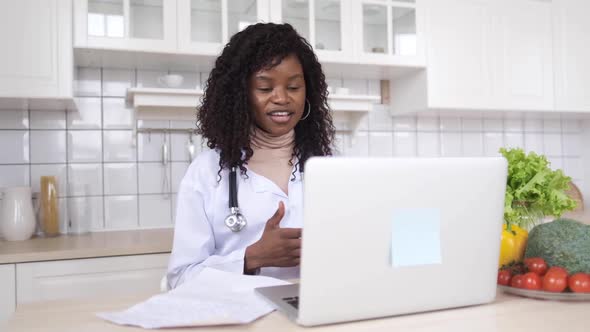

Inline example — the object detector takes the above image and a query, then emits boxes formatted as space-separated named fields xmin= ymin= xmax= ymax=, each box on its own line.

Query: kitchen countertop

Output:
xmin=4 ymin=289 xmax=589 ymax=332
xmin=0 ymin=229 xmax=173 ymax=264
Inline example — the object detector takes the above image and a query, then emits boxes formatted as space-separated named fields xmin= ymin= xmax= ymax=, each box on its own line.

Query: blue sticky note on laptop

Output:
xmin=391 ymin=208 xmax=442 ymax=268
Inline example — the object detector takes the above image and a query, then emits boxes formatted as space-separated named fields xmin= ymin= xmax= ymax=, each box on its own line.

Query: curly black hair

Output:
xmin=196 ymin=22 xmax=335 ymax=179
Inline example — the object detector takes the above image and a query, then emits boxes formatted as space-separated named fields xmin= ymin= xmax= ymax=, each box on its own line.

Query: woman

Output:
xmin=166 ymin=23 xmax=335 ymax=289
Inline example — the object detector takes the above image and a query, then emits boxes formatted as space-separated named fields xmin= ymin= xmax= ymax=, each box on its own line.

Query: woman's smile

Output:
xmin=267 ymin=110 xmax=295 ymax=124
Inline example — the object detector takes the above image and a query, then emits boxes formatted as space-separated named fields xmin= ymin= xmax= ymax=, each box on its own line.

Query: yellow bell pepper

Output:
xmin=499 ymin=224 xmax=528 ymax=268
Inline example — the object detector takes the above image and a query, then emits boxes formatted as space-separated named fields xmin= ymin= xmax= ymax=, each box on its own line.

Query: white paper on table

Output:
xmin=96 ymin=268 xmax=291 ymax=329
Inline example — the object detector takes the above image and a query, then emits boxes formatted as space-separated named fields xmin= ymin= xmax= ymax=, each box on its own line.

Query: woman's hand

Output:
xmin=244 ymin=201 xmax=301 ymax=273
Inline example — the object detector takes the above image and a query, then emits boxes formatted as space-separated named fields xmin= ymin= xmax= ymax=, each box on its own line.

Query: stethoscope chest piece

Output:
xmin=224 ymin=207 xmax=247 ymax=232
xmin=225 ymin=167 xmax=247 ymax=232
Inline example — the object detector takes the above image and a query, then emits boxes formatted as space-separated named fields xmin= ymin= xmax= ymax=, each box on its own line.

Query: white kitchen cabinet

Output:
xmin=269 ymin=0 xmax=355 ymax=63
xmin=553 ymin=0 xmax=590 ymax=112
xmin=16 ymin=253 xmax=169 ymax=304
xmin=177 ymin=0 xmax=270 ymax=55
xmin=0 ymin=264 xmax=16 ymax=323
xmin=424 ymin=0 xmax=493 ymax=110
xmin=0 ymin=0 xmax=73 ymax=99
xmin=492 ymin=0 xmax=553 ymax=111
xmin=352 ymin=0 xmax=425 ymax=67
xmin=392 ymin=0 xmax=554 ymax=114
xmin=74 ymin=0 xmax=177 ymax=52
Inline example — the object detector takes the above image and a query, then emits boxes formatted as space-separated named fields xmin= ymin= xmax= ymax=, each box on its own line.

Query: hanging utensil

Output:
xmin=187 ymin=132 xmax=196 ymax=162
xmin=162 ymin=133 xmax=170 ymax=200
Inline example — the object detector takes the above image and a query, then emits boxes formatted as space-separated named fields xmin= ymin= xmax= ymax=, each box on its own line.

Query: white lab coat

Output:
xmin=166 ymin=149 xmax=303 ymax=289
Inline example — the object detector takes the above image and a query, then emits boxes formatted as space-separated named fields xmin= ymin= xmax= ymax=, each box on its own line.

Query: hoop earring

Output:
xmin=300 ymin=100 xmax=311 ymax=121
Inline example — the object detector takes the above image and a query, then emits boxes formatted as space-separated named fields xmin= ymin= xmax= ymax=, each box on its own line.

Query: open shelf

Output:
xmin=126 ymin=88 xmax=381 ymax=137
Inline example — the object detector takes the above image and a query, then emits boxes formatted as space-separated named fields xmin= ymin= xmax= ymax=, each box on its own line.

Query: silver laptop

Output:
xmin=255 ymin=157 xmax=507 ymax=326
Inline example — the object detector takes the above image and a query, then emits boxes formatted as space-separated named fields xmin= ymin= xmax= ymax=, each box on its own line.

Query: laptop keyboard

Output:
xmin=282 ymin=296 xmax=299 ymax=309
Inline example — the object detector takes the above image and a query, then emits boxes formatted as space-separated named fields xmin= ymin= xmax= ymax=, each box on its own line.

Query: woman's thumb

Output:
xmin=266 ymin=201 xmax=285 ymax=229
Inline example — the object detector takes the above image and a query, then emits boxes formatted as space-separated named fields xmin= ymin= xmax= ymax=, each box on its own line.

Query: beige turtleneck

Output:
xmin=248 ymin=127 xmax=295 ymax=195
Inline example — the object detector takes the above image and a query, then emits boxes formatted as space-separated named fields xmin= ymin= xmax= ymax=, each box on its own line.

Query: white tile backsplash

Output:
xmin=524 ymin=119 xmax=543 ymax=132
xmin=0 ymin=109 xmax=28 ymax=129
xmin=549 ymin=157 xmax=563 ymax=171
xmin=440 ymin=132 xmax=462 ymax=157
xmin=563 ymin=157 xmax=583 ymax=180
xmin=68 ymin=164 xmax=103 ymax=196
xmin=462 ymin=132 xmax=483 ymax=156
xmin=103 ymin=163 xmax=138 ymax=195
xmin=74 ymin=67 xmax=101 ymax=97
xmin=137 ymin=69 xmax=167 ymax=88
xmin=169 ymin=71 xmax=200 ymax=90
xmin=170 ymin=133 xmax=191 ymax=162
xmin=170 ymin=120 xmax=195 ymax=129
xmin=368 ymin=132 xmax=393 ymax=157
xmin=138 ymin=163 xmax=171 ymax=194
xmin=504 ymin=132 xmax=524 ymax=149
xmin=68 ymin=131 xmax=103 ymax=162
xmin=1 ymin=67 xmax=588 ymax=232
xmin=504 ymin=119 xmax=523 ymax=132
xmin=138 ymin=132 xmax=168 ymax=162
xmin=393 ymin=132 xmax=417 ymax=156
xmin=461 ymin=118 xmax=483 ymax=132
xmin=417 ymin=116 xmax=439 ymax=131
xmin=103 ymin=130 xmax=136 ymax=162
xmin=392 ymin=117 xmax=416 ymax=131
xmin=483 ymin=118 xmax=503 ymax=131
xmin=102 ymin=68 xmax=134 ymax=97
xmin=103 ymin=98 xmax=134 ymax=129
xmin=417 ymin=132 xmax=440 ymax=157
xmin=342 ymin=79 xmax=367 ymax=95
xmin=543 ymin=119 xmax=562 ymax=133
xmin=69 ymin=196 xmax=104 ymax=231
xmin=439 ymin=117 xmax=461 ymax=132
xmin=562 ymin=133 xmax=582 ymax=156
xmin=0 ymin=131 xmax=29 ymax=163
xmin=30 ymin=110 xmax=66 ymax=129
xmin=524 ymin=133 xmax=544 ymax=154
xmin=483 ymin=132 xmax=504 ymax=156
xmin=69 ymin=98 xmax=102 ymax=129
xmin=104 ymin=195 xmax=139 ymax=229
xmin=30 ymin=130 xmax=65 ymax=163
xmin=562 ymin=119 xmax=581 ymax=133
xmin=0 ymin=165 xmax=30 ymax=187
xmin=332 ymin=133 xmax=344 ymax=156
xmin=343 ymin=131 xmax=369 ymax=156
xmin=368 ymin=106 xmax=393 ymax=131
xmin=543 ymin=133 xmax=563 ymax=156
xmin=139 ymin=195 xmax=172 ymax=227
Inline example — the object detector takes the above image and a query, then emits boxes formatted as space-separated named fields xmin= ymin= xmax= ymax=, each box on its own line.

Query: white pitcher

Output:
xmin=0 ymin=186 xmax=36 ymax=241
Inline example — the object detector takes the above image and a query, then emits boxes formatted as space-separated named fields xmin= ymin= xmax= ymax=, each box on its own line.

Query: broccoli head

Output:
xmin=524 ymin=218 xmax=590 ymax=274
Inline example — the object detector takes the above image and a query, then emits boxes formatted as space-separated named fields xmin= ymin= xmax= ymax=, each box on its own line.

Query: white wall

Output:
xmin=0 ymin=66 xmax=586 ymax=233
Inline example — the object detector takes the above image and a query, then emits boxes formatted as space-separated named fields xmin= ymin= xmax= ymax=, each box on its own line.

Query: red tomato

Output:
xmin=521 ymin=272 xmax=542 ymax=290
xmin=511 ymin=274 xmax=524 ymax=288
xmin=568 ymin=273 xmax=590 ymax=293
xmin=543 ymin=267 xmax=568 ymax=293
xmin=497 ymin=270 xmax=512 ymax=286
xmin=548 ymin=266 xmax=569 ymax=276
xmin=524 ymin=257 xmax=548 ymax=276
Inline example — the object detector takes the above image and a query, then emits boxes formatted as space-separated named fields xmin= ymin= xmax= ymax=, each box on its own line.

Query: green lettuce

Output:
xmin=500 ymin=147 xmax=577 ymax=228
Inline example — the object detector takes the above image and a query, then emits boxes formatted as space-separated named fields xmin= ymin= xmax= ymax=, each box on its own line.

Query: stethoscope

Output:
xmin=224 ymin=167 xmax=247 ymax=232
